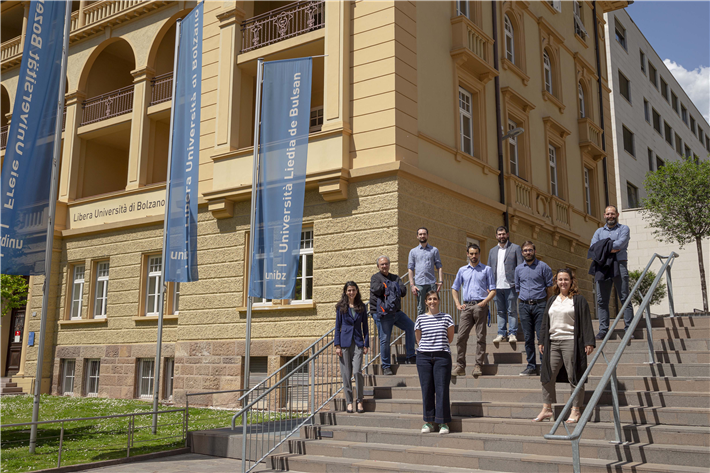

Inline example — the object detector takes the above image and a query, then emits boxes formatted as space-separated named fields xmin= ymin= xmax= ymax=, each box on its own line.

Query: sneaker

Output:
xmin=421 ymin=422 xmax=434 ymax=433
xmin=471 ymin=364 xmax=482 ymax=376
xmin=595 ymin=332 xmax=606 ymax=341
xmin=508 ymin=335 xmax=517 ymax=343
xmin=439 ymin=424 xmax=450 ymax=435
xmin=451 ymin=366 xmax=466 ymax=377
xmin=383 ymin=367 xmax=394 ymax=376
xmin=520 ymin=367 xmax=537 ymax=376
xmin=405 ymin=356 xmax=417 ymax=364
xmin=492 ymin=335 xmax=506 ymax=343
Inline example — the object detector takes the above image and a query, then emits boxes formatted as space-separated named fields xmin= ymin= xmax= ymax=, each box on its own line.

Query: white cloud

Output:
xmin=663 ymin=59 xmax=710 ymax=124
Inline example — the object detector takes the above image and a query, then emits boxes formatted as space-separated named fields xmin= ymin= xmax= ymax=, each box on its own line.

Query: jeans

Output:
xmin=595 ymin=261 xmax=634 ymax=334
xmin=415 ymin=284 xmax=435 ymax=316
xmin=519 ymin=300 xmax=546 ymax=370
xmin=495 ymin=288 xmax=519 ymax=337
xmin=338 ymin=344 xmax=364 ymax=404
xmin=373 ymin=310 xmax=416 ymax=370
xmin=416 ymin=351 xmax=452 ymax=424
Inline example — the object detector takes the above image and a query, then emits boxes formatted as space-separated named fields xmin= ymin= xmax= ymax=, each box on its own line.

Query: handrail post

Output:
xmin=57 ymin=423 xmax=64 ymax=468
xmin=644 ymin=305 xmax=655 ymax=364
xmin=310 ymin=345 xmax=316 ymax=414
xmin=609 ymin=368 xmax=622 ymax=444
xmin=571 ymin=438 xmax=581 ymax=473
xmin=665 ymin=263 xmax=676 ymax=317
xmin=126 ymin=416 xmax=131 ymax=457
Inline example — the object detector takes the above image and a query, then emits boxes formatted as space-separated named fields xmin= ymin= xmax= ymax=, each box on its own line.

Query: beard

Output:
xmin=419 ymin=237 xmax=428 ymax=244
xmin=606 ymin=217 xmax=617 ymax=226
xmin=524 ymin=254 xmax=535 ymax=262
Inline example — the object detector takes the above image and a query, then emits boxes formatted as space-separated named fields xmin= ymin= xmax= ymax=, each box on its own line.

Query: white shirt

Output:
xmin=496 ymin=246 xmax=511 ymax=289
xmin=549 ymin=296 xmax=575 ymax=340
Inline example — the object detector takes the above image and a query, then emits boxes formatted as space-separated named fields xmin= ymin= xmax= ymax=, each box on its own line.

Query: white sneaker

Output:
xmin=508 ymin=335 xmax=517 ymax=343
xmin=421 ymin=423 xmax=434 ymax=433
xmin=492 ymin=335 xmax=506 ymax=343
xmin=439 ymin=424 xmax=450 ymax=435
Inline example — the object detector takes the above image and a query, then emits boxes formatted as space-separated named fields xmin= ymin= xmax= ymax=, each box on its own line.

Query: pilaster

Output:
xmin=60 ymin=91 xmax=86 ymax=202
xmin=126 ymin=67 xmax=155 ymax=190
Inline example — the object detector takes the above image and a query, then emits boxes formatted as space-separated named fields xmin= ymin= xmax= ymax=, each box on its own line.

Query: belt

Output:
xmin=463 ymin=300 xmax=484 ymax=304
xmin=519 ymin=298 xmax=547 ymax=305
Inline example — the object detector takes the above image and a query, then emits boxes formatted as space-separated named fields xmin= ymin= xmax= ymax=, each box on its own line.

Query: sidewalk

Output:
xmin=77 ymin=453 xmax=243 ymax=472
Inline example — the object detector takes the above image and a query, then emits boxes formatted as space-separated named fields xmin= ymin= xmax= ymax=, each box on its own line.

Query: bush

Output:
xmin=628 ymin=269 xmax=667 ymax=308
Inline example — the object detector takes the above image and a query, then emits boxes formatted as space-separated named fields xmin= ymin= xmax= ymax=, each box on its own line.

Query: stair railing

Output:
xmin=544 ymin=252 xmax=679 ymax=473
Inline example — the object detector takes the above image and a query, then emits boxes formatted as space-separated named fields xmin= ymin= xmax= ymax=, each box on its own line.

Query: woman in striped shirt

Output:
xmin=415 ymin=289 xmax=455 ymax=434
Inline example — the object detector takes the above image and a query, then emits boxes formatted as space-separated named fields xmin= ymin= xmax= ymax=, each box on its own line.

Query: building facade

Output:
xmin=1 ymin=0 xmax=627 ymax=402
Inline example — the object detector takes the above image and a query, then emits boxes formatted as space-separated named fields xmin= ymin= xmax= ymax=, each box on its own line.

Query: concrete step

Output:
xmin=452 ymin=338 xmax=710 ymax=354
xmin=591 ymin=316 xmax=710 ymax=330
xmin=466 ymin=326 xmax=709 ymax=343
xmin=0 ymin=386 xmax=24 ymax=394
xmin=268 ymin=453 xmax=488 ymax=473
xmin=0 ymin=382 xmax=17 ymax=388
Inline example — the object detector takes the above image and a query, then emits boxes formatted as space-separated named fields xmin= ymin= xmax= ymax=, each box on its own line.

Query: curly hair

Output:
xmin=335 ymin=281 xmax=367 ymax=314
xmin=553 ymin=268 xmax=579 ymax=296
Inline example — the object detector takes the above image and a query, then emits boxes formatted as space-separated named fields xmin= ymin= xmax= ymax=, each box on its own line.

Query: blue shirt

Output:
xmin=452 ymin=263 xmax=495 ymax=301
xmin=408 ymin=244 xmax=442 ymax=285
xmin=590 ymin=223 xmax=630 ymax=261
xmin=515 ymin=259 xmax=554 ymax=301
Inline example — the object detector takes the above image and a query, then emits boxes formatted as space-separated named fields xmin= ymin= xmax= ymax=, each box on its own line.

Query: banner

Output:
xmin=164 ymin=3 xmax=203 ymax=282
xmin=249 ymin=58 xmax=312 ymax=300
xmin=1 ymin=0 xmax=66 ymax=275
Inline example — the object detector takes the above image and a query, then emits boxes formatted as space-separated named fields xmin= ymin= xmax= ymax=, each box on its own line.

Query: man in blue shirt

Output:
xmin=451 ymin=243 xmax=496 ymax=377
xmin=408 ymin=227 xmax=443 ymax=316
xmin=515 ymin=241 xmax=554 ymax=376
xmin=590 ymin=205 xmax=633 ymax=339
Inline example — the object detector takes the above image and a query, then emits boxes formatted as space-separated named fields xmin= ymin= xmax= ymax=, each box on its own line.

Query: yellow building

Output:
xmin=1 ymin=0 xmax=626 ymax=402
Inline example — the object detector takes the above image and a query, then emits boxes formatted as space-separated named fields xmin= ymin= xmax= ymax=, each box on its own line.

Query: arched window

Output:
xmin=504 ymin=15 xmax=515 ymax=64
xmin=578 ymin=83 xmax=585 ymax=118
xmin=543 ymin=51 xmax=553 ymax=94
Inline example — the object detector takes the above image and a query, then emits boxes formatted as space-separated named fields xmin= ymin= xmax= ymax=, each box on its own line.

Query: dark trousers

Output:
xmin=416 ymin=351 xmax=452 ymax=424
xmin=415 ymin=284 xmax=435 ymax=316
xmin=519 ymin=300 xmax=546 ymax=370
xmin=596 ymin=261 xmax=634 ymax=334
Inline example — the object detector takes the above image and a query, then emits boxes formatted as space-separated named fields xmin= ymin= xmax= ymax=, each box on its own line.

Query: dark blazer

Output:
xmin=369 ymin=272 xmax=407 ymax=315
xmin=540 ymin=294 xmax=596 ymax=385
xmin=487 ymin=241 xmax=524 ymax=287
xmin=588 ymin=238 xmax=620 ymax=282
xmin=334 ymin=306 xmax=370 ymax=349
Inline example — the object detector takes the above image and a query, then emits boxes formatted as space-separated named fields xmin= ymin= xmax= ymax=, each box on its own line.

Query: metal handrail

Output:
xmin=543 ymin=252 xmax=679 ymax=473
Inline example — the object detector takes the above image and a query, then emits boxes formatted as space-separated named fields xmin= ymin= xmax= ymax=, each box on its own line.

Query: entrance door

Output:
xmin=5 ymin=309 xmax=25 ymax=376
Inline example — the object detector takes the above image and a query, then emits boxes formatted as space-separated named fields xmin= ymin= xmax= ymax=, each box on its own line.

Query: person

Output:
xmin=370 ymin=256 xmax=416 ymax=375
xmin=408 ymin=227 xmax=443 ymax=316
xmin=589 ymin=206 xmax=634 ymax=340
xmin=534 ymin=268 xmax=595 ymax=424
xmin=487 ymin=226 xmax=524 ymax=343
xmin=335 ymin=282 xmax=369 ymax=413
xmin=415 ymin=290 xmax=455 ymax=435
xmin=451 ymin=243 xmax=496 ymax=377
xmin=514 ymin=241 xmax=554 ymax=376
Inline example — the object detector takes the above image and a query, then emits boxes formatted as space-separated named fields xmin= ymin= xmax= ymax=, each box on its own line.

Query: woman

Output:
xmin=415 ymin=290 xmax=455 ymax=434
xmin=334 ymin=281 xmax=369 ymax=414
xmin=534 ymin=268 xmax=596 ymax=424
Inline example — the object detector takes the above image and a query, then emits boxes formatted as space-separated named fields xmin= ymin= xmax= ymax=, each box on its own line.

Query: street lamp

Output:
xmin=502 ymin=127 xmax=524 ymax=141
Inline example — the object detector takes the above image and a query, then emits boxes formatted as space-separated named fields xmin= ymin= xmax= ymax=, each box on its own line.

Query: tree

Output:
xmin=642 ymin=158 xmax=710 ymax=312
xmin=628 ymin=269 xmax=667 ymax=308
xmin=1 ymin=274 xmax=29 ymax=317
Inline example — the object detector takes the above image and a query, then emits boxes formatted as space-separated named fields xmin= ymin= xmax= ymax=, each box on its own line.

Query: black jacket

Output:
xmin=369 ymin=271 xmax=407 ymax=315
xmin=540 ymin=294 xmax=596 ymax=385
xmin=588 ymin=238 xmax=620 ymax=282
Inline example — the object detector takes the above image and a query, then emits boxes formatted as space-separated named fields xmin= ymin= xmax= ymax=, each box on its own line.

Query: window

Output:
xmin=172 ymin=282 xmax=180 ymax=314
xmin=137 ymin=358 xmax=155 ymax=398
xmin=643 ymin=99 xmax=650 ymax=123
xmin=648 ymin=62 xmax=658 ymax=88
xmin=93 ymin=262 xmax=109 ymax=318
xmin=508 ymin=119 xmax=519 ymax=176
xmin=684 ymin=144 xmax=690 ymax=158
xmin=309 ymin=107 xmax=323 ymax=133
xmin=85 ymin=359 xmax=100 ymax=397
xmin=639 ymin=50 xmax=646 ymax=74
xmin=618 ymin=71 xmax=631 ymax=102
xmin=145 ymin=256 xmax=162 ymax=316
xmin=675 ymin=134 xmax=682 ymax=156
xmin=248 ymin=356 xmax=269 ymax=389
xmin=459 ymin=87 xmax=473 ymax=155
xmin=578 ymin=83 xmax=585 ymax=118
xmin=699 ymin=129 xmax=704 ymax=144
xmin=681 ymin=105 xmax=688 ymax=125
xmin=665 ymin=122 xmax=673 ymax=146
xmin=647 ymin=148 xmax=654 ymax=171
xmin=656 ymin=156 xmax=665 ymax=169
xmin=693 ymin=153 xmax=700 ymax=164
xmin=573 ymin=1 xmax=586 ymax=38
xmin=293 ymin=229 xmax=314 ymax=302
xmin=548 ymin=144 xmax=558 ymax=197
xmin=62 ymin=359 xmax=76 ymax=396
xmin=504 ymin=15 xmax=514 ymax=63
xmin=548 ymin=1 xmax=562 ymax=12
xmin=660 ymin=79 xmax=669 ymax=101
xmin=706 ymin=136 xmax=710 ymax=152
xmin=672 ymin=92 xmax=679 ymax=113
xmin=653 ymin=109 xmax=662 ymax=135
xmin=164 ymin=358 xmax=174 ymax=400
xmin=627 ymin=182 xmax=639 ymax=209
xmin=70 ymin=265 xmax=85 ymax=320
xmin=615 ymin=19 xmax=626 ymax=49
xmin=622 ymin=125 xmax=635 ymax=157
xmin=583 ymin=168 xmax=592 ymax=215
xmin=543 ymin=51 xmax=552 ymax=94
xmin=690 ymin=116 xmax=696 ymax=135
xmin=456 ymin=0 xmax=468 ymax=18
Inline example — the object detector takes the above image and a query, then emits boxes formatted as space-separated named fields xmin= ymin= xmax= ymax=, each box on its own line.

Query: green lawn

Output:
xmin=0 ymin=394 xmax=284 ymax=473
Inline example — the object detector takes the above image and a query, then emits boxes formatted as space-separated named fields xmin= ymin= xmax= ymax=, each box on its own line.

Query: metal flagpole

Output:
xmin=242 ymin=57 xmax=264 ymax=473
xmin=29 ymin=0 xmax=73 ymax=454
xmin=152 ymin=18 xmax=182 ymax=435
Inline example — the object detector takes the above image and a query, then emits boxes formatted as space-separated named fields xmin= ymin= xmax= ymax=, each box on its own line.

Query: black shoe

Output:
xmin=405 ymin=357 xmax=417 ymax=364
xmin=520 ymin=367 xmax=537 ymax=376
xmin=595 ymin=332 xmax=606 ymax=341
xmin=383 ymin=367 xmax=394 ymax=375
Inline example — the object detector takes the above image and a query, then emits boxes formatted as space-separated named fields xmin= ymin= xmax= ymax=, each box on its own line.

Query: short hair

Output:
xmin=605 ymin=205 xmax=619 ymax=214
xmin=553 ymin=268 xmax=580 ymax=296
xmin=417 ymin=227 xmax=429 ymax=234
xmin=496 ymin=226 xmax=509 ymax=234
xmin=424 ymin=289 xmax=440 ymax=301
xmin=467 ymin=242 xmax=481 ymax=253
xmin=521 ymin=241 xmax=536 ymax=250
xmin=376 ymin=255 xmax=390 ymax=265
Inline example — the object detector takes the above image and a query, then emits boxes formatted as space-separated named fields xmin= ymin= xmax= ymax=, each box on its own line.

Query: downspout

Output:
xmin=593 ymin=1 xmax=610 ymax=207
xmin=492 ymin=1 xmax=509 ymax=229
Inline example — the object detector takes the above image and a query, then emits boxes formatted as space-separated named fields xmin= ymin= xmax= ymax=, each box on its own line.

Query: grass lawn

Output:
xmin=0 ymin=394 xmax=286 ymax=473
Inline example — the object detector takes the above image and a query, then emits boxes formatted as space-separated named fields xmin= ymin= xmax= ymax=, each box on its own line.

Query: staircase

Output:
xmin=0 ymin=377 xmax=25 ymax=396
xmin=265 ymin=315 xmax=710 ymax=472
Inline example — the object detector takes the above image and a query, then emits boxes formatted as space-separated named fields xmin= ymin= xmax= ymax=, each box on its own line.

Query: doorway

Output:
xmin=5 ymin=309 xmax=25 ymax=376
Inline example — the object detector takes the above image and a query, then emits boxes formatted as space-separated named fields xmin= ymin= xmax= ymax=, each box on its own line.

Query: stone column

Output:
xmin=322 ymin=0 xmax=350 ymax=132
xmin=20 ymin=1 xmax=30 ymax=50
xmin=78 ymin=0 xmax=88 ymax=27
xmin=16 ymin=275 xmax=35 ymax=379
xmin=59 ymin=91 xmax=86 ymax=202
xmin=126 ymin=67 xmax=155 ymax=190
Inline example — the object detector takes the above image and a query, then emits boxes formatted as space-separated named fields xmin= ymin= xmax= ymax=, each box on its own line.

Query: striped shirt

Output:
xmin=415 ymin=312 xmax=454 ymax=353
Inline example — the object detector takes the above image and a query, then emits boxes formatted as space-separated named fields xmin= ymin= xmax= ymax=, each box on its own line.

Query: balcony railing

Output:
xmin=1 ymin=36 xmax=21 ymax=61
xmin=81 ymin=85 xmax=134 ymax=126
xmin=150 ymin=72 xmax=173 ymax=106
xmin=241 ymin=1 xmax=325 ymax=53
xmin=450 ymin=16 xmax=497 ymax=84
xmin=552 ymin=196 xmax=570 ymax=229
xmin=578 ymin=117 xmax=605 ymax=160
xmin=0 ymin=125 xmax=8 ymax=150
xmin=510 ymin=175 xmax=533 ymax=212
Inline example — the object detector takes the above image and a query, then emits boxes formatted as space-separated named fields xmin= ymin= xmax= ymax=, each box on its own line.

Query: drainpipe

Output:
xmin=593 ymin=1 xmax=610 ymax=207
xmin=492 ymin=1 xmax=509 ymax=229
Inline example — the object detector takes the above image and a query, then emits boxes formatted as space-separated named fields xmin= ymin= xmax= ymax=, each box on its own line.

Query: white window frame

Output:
xmin=172 ymin=282 xmax=180 ymax=315
xmin=458 ymin=87 xmax=474 ymax=156
xmin=254 ymin=229 xmax=314 ymax=305
xmin=164 ymin=358 xmax=174 ymax=401
xmin=549 ymin=1 xmax=561 ymax=12
xmin=137 ymin=358 xmax=155 ymax=399
xmin=62 ymin=359 xmax=76 ymax=396
xmin=145 ymin=256 xmax=162 ymax=316
xmin=584 ymin=168 xmax=592 ymax=215
xmin=70 ymin=265 xmax=85 ymax=320
xmin=548 ymin=144 xmax=558 ymax=197
xmin=504 ymin=15 xmax=514 ymax=64
xmin=309 ymin=106 xmax=323 ymax=133
xmin=578 ymin=83 xmax=585 ymax=118
xmin=573 ymin=1 xmax=586 ymax=38
xmin=94 ymin=261 xmax=109 ymax=319
xmin=456 ymin=0 xmax=468 ymax=18
xmin=85 ymin=359 xmax=101 ymax=397
xmin=508 ymin=119 xmax=519 ymax=176
xmin=543 ymin=52 xmax=553 ymax=94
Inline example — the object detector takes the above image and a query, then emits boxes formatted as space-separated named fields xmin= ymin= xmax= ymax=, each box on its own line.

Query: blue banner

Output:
xmin=1 ymin=0 xmax=66 ymax=275
xmin=249 ymin=58 xmax=312 ymax=300
xmin=165 ymin=3 xmax=203 ymax=283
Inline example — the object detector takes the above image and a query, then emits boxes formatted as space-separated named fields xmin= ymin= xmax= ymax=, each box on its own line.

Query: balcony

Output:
xmin=0 ymin=36 xmax=21 ymax=62
xmin=450 ymin=15 xmax=497 ymax=84
xmin=0 ymin=125 xmax=7 ymax=150
xmin=241 ymin=1 xmax=325 ymax=53
xmin=150 ymin=72 xmax=173 ymax=106
xmin=578 ymin=118 xmax=605 ymax=161
xmin=506 ymin=175 xmax=571 ymax=232
xmin=81 ymin=85 xmax=134 ymax=127
xmin=552 ymin=196 xmax=571 ymax=230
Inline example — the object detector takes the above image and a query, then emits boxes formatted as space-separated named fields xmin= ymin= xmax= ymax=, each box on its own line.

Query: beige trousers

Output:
xmin=542 ymin=339 xmax=584 ymax=407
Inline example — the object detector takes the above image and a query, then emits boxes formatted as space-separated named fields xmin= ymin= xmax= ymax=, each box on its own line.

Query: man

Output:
xmin=514 ymin=241 xmax=554 ymax=376
xmin=487 ymin=226 xmax=524 ymax=344
xmin=370 ymin=256 xmax=416 ymax=375
xmin=408 ymin=227 xmax=443 ymax=316
xmin=451 ymin=243 xmax=496 ymax=377
xmin=590 ymin=205 xmax=633 ymax=340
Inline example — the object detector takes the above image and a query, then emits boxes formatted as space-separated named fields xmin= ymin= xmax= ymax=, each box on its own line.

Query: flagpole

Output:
xmin=241 ymin=57 xmax=264 ymax=472
xmin=152 ymin=18 xmax=182 ymax=435
xmin=29 ymin=0 xmax=72 ymax=454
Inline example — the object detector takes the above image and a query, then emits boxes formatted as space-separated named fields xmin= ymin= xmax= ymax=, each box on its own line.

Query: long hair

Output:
xmin=553 ymin=268 xmax=579 ymax=296
xmin=336 ymin=281 xmax=366 ymax=314
xmin=423 ymin=289 xmax=440 ymax=314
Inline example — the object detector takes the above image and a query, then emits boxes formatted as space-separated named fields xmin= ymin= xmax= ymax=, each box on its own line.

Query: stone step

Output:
xmin=0 ymin=386 xmax=24 ymax=394
xmin=591 ymin=316 xmax=710 ymax=330
xmin=450 ymin=338 xmax=710 ymax=354
xmin=1 ymin=382 xmax=17 ymax=388
xmin=268 ymin=453 xmax=488 ymax=473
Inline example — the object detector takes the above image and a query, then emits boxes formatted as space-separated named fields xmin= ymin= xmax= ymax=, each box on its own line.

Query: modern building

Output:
xmin=1 ymin=0 xmax=628 ymax=402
